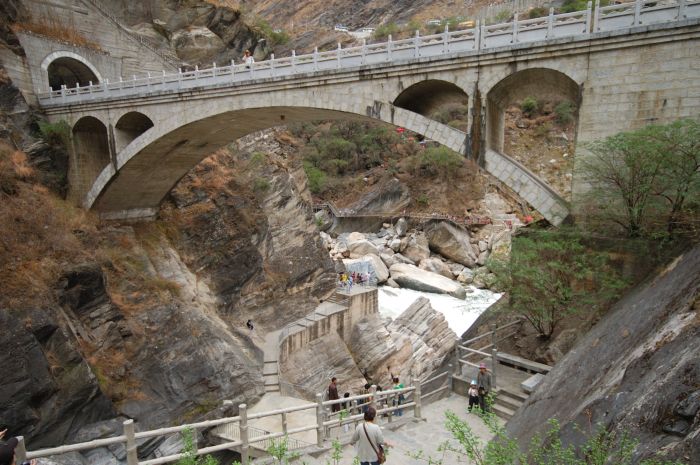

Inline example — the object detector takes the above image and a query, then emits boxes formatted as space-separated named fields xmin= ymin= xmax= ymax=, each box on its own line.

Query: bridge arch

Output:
xmin=115 ymin=112 xmax=155 ymax=153
xmin=72 ymin=116 xmax=111 ymax=198
xmin=41 ymin=51 xmax=103 ymax=91
xmin=393 ymin=80 xmax=469 ymax=122
xmin=486 ymin=68 xmax=580 ymax=152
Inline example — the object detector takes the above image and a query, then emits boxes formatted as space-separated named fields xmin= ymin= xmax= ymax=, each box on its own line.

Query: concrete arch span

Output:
xmin=41 ymin=51 xmax=103 ymax=91
xmin=393 ymin=80 xmax=469 ymax=119
xmin=115 ymin=112 xmax=154 ymax=153
xmin=72 ymin=116 xmax=110 ymax=199
xmin=486 ymin=67 xmax=581 ymax=152
xmin=85 ymin=102 xmax=568 ymax=225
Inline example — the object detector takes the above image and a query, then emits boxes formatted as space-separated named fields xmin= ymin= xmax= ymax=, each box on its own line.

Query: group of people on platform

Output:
xmin=468 ymin=362 xmax=493 ymax=413
xmin=338 ymin=271 xmax=371 ymax=290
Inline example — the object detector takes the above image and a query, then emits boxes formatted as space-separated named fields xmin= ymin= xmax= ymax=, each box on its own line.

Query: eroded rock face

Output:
xmin=506 ymin=246 xmax=700 ymax=463
xmin=343 ymin=178 xmax=410 ymax=215
xmin=389 ymin=263 xmax=467 ymax=299
xmin=424 ymin=221 xmax=478 ymax=267
xmin=349 ymin=298 xmax=457 ymax=386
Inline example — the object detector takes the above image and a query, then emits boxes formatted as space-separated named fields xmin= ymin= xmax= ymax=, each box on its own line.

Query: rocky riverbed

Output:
xmin=319 ymin=216 xmax=514 ymax=297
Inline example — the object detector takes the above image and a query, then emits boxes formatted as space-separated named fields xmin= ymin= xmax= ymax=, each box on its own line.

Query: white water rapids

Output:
xmin=377 ymin=285 xmax=502 ymax=337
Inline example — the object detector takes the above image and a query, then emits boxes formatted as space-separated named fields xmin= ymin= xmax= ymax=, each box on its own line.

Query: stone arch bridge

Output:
xmin=34 ymin=0 xmax=700 ymax=223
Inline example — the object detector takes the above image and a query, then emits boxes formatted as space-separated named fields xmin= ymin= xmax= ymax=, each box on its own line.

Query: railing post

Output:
xmin=124 ymin=419 xmax=138 ymax=465
xmin=443 ymin=24 xmax=449 ymax=53
xmin=361 ymin=39 xmax=367 ymax=64
xmin=177 ymin=69 xmax=181 ymax=88
xmin=194 ymin=66 xmax=199 ymax=82
xmin=512 ymin=13 xmax=519 ymax=43
xmin=491 ymin=347 xmax=498 ymax=390
xmin=634 ymin=0 xmax=642 ymax=25
xmin=414 ymin=383 xmax=422 ymax=420
xmin=480 ymin=21 xmax=486 ymax=50
xmin=230 ymin=60 xmax=235 ymax=80
xmin=249 ymin=60 xmax=254 ymax=78
xmin=15 ymin=437 xmax=27 ymax=463
xmin=313 ymin=47 xmax=319 ymax=71
xmin=474 ymin=20 xmax=481 ymax=51
xmin=146 ymin=72 xmax=151 ymax=91
xmin=413 ymin=29 xmax=421 ymax=57
xmin=547 ymin=7 xmax=555 ymax=37
xmin=315 ymin=393 xmax=324 ymax=447
xmin=593 ymin=0 xmax=601 ymax=32
xmin=585 ymin=2 xmax=593 ymax=33
xmin=282 ymin=411 xmax=288 ymax=436
xmin=162 ymin=70 xmax=166 ymax=85
xmin=132 ymin=74 xmax=136 ymax=88
xmin=48 ymin=86 xmax=53 ymax=100
xmin=448 ymin=363 xmax=454 ymax=392
xmin=291 ymin=50 xmax=296 ymax=72
xmin=270 ymin=54 xmax=275 ymax=76
xmin=387 ymin=35 xmax=393 ymax=61
xmin=240 ymin=403 xmax=249 ymax=465
xmin=679 ymin=0 xmax=687 ymax=20
xmin=212 ymin=62 xmax=217 ymax=78
xmin=336 ymin=42 xmax=342 ymax=69
xmin=490 ymin=323 xmax=497 ymax=349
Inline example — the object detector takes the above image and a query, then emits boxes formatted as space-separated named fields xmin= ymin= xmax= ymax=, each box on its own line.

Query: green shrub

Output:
xmin=493 ymin=10 xmax=512 ymax=24
xmin=520 ymin=96 xmax=538 ymax=117
xmin=420 ymin=146 xmax=463 ymax=178
xmin=528 ymin=6 xmax=549 ymax=18
xmin=38 ymin=120 xmax=70 ymax=147
xmin=253 ymin=177 xmax=270 ymax=191
xmin=303 ymin=161 xmax=326 ymax=194
xmin=554 ymin=100 xmax=576 ymax=125
xmin=374 ymin=22 xmax=400 ymax=40
xmin=417 ymin=193 xmax=430 ymax=206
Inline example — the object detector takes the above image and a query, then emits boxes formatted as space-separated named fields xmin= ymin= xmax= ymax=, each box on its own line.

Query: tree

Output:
xmin=488 ymin=229 xmax=626 ymax=339
xmin=578 ymin=118 xmax=700 ymax=238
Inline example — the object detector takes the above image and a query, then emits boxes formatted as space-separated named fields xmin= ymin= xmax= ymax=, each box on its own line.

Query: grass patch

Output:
xmin=11 ymin=19 xmax=102 ymax=50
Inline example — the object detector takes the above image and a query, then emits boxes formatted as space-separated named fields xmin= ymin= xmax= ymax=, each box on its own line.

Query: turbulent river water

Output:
xmin=377 ymin=286 xmax=502 ymax=337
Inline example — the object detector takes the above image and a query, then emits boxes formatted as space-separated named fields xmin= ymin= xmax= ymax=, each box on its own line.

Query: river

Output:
xmin=377 ymin=285 xmax=502 ymax=337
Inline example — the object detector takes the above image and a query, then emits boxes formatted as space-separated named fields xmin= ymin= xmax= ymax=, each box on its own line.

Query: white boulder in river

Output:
xmin=389 ymin=263 xmax=467 ymax=299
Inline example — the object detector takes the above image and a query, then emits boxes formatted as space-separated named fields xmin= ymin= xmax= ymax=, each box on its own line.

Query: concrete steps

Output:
xmin=263 ymin=360 xmax=279 ymax=392
xmin=493 ymin=387 xmax=528 ymax=420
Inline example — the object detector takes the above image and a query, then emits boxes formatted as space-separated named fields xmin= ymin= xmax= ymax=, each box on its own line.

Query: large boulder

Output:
xmin=424 ymin=221 xmax=478 ymax=267
xmin=172 ymin=27 xmax=224 ymax=63
xmin=395 ymin=218 xmax=408 ymax=237
xmin=419 ymin=257 xmax=453 ymax=279
xmin=343 ymin=254 xmax=389 ymax=283
xmin=348 ymin=240 xmax=380 ymax=258
xmin=389 ymin=263 xmax=467 ymax=299
xmin=402 ymin=232 xmax=430 ymax=264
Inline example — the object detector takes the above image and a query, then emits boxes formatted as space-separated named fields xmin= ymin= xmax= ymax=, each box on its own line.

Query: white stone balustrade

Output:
xmin=37 ymin=0 xmax=700 ymax=107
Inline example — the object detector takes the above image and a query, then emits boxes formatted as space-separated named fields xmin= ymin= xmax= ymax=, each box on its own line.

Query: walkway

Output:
xmin=296 ymin=394 xmax=497 ymax=465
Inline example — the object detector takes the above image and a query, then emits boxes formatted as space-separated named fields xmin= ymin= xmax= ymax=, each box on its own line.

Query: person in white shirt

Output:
xmin=351 ymin=406 xmax=393 ymax=464
xmin=242 ymin=49 xmax=254 ymax=68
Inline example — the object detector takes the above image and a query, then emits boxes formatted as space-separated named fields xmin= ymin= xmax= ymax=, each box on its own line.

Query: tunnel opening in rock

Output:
xmin=47 ymin=57 xmax=100 ymax=91
xmin=487 ymin=68 xmax=581 ymax=200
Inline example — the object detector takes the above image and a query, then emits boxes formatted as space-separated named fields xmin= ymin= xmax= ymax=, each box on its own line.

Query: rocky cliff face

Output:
xmin=506 ymin=245 xmax=700 ymax=463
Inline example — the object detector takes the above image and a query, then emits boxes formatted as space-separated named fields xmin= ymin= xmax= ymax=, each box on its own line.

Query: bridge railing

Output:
xmin=36 ymin=0 xmax=700 ymax=107
xmin=15 ymin=386 xmax=422 ymax=465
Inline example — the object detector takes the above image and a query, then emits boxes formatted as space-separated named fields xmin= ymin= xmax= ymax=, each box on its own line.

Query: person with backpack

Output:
xmin=352 ymin=406 xmax=393 ymax=464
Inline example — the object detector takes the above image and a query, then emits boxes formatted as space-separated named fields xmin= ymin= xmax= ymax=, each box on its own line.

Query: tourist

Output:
xmin=361 ymin=382 xmax=372 ymax=413
xmin=0 ymin=437 xmax=37 ymax=465
xmin=246 ymin=319 xmax=254 ymax=332
xmin=468 ymin=380 xmax=479 ymax=412
xmin=391 ymin=377 xmax=404 ymax=416
xmin=341 ymin=392 xmax=352 ymax=432
xmin=477 ymin=362 xmax=492 ymax=412
xmin=329 ymin=377 xmax=340 ymax=413
xmin=351 ymin=406 xmax=393 ymax=465
xmin=242 ymin=49 xmax=254 ymax=68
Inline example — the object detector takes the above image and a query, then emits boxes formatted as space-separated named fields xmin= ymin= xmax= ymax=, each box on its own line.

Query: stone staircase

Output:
xmin=263 ymin=360 xmax=280 ymax=393
xmin=493 ymin=386 xmax=528 ymax=420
